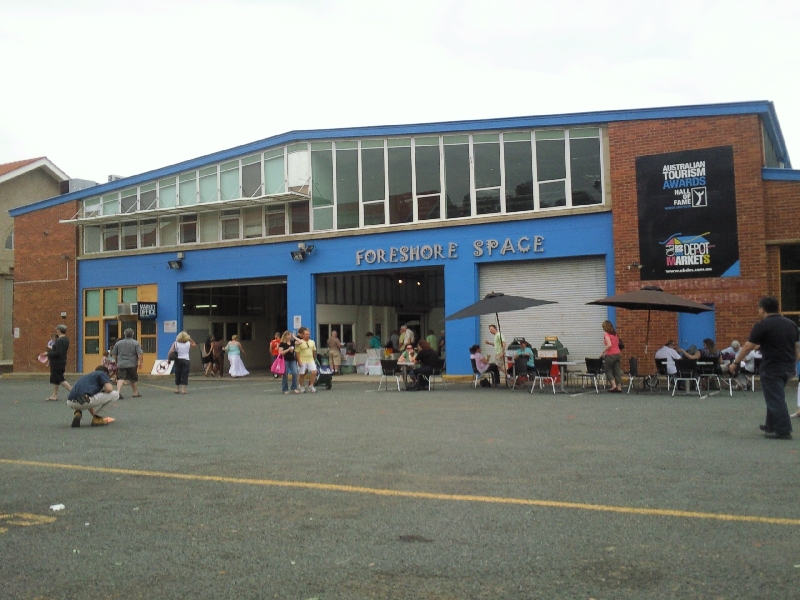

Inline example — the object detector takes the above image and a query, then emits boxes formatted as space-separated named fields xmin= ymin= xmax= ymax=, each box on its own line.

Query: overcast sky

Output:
xmin=1 ymin=0 xmax=798 ymax=182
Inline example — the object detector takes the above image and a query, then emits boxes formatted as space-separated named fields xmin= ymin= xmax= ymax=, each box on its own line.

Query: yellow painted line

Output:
xmin=2 ymin=459 xmax=798 ymax=526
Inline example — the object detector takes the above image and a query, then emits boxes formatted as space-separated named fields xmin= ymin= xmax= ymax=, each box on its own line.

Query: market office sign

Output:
xmin=635 ymin=146 xmax=739 ymax=280
xmin=355 ymin=236 xmax=545 ymax=266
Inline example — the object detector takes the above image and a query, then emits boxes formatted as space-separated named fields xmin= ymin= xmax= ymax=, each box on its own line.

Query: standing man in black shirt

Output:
xmin=730 ymin=296 xmax=800 ymax=440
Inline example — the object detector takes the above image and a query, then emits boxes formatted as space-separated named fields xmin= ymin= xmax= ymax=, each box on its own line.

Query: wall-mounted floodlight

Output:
xmin=168 ymin=259 xmax=182 ymax=269
xmin=290 ymin=242 xmax=315 ymax=261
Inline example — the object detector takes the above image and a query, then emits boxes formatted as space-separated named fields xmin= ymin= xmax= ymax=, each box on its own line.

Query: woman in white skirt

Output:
xmin=224 ymin=335 xmax=250 ymax=377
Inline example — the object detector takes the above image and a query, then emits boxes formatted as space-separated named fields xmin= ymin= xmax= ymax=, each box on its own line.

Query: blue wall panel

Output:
xmin=77 ymin=211 xmax=613 ymax=374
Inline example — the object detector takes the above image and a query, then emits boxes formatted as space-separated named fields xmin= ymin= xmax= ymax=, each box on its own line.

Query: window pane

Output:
xmin=103 ymin=225 xmax=119 ymax=251
xmin=181 ymin=215 xmax=198 ymax=243
xmin=179 ymin=176 xmax=197 ymax=205
xmin=473 ymin=142 xmax=500 ymax=189
xmin=85 ymin=338 xmax=100 ymax=354
xmin=242 ymin=161 xmax=262 ymax=197
xmin=364 ymin=202 xmax=385 ymax=226
xmin=121 ymin=287 xmax=137 ymax=303
xmin=85 ymin=320 xmax=100 ymax=336
xmin=221 ymin=211 xmax=240 ymax=240
xmin=140 ymin=188 xmax=157 ymax=210
xmin=536 ymin=139 xmax=566 ymax=181
xmin=539 ymin=180 xmax=566 ymax=209
xmin=267 ymin=208 xmax=285 ymax=236
xmin=780 ymin=244 xmax=800 ymax=270
xmin=199 ymin=170 xmax=217 ymax=203
xmin=504 ymin=141 xmax=534 ymax=213
xmin=85 ymin=290 xmax=101 ymax=317
xmin=220 ymin=164 xmax=239 ymax=200
xmin=159 ymin=217 xmax=177 ymax=246
xmin=121 ymin=190 xmax=137 ymax=214
xmin=243 ymin=206 xmax=262 ymax=238
xmin=311 ymin=149 xmax=333 ymax=207
xmin=388 ymin=146 xmax=412 ymax=224
xmin=83 ymin=198 xmax=101 ymax=218
xmin=361 ymin=147 xmax=385 ymax=202
xmin=140 ymin=219 xmax=157 ymax=247
xmin=199 ymin=212 xmax=219 ymax=242
xmin=418 ymin=195 xmax=440 ymax=220
xmin=287 ymin=146 xmax=310 ymax=194
xmin=782 ymin=272 xmax=800 ymax=311
xmin=102 ymin=193 xmax=119 ymax=216
xmin=336 ymin=148 xmax=359 ymax=229
xmin=415 ymin=145 xmax=440 ymax=195
xmin=476 ymin=188 xmax=501 ymax=215
xmin=159 ymin=180 xmax=176 ymax=208
xmin=122 ymin=222 xmax=138 ymax=250
xmin=104 ymin=289 xmax=118 ymax=316
xmin=570 ymin=137 xmax=602 ymax=206
xmin=264 ymin=155 xmax=285 ymax=194
xmin=313 ymin=206 xmax=333 ymax=231
xmin=84 ymin=226 xmax=102 ymax=254
xmin=444 ymin=143 xmax=470 ymax=218
xmin=290 ymin=202 xmax=310 ymax=233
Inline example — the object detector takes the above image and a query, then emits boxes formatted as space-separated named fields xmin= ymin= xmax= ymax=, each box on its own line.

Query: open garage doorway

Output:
xmin=315 ymin=267 xmax=444 ymax=356
xmin=182 ymin=279 xmax=287 ymax=371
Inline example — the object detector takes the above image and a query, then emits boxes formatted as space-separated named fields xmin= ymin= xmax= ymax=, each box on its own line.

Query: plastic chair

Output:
xmin=510 ymin=355 xmax=532 ymax=391
xmin=578 ymin=357 xmax=605 ymax=393
xmin=425 ymin=358 xmax=447 ymax=391
xmin=696 ymin=360 xmax=721 ymax=392
xmin=654 ymin=358 xmax=672 ymax=393
xmin=471 ymin=359 xmax=491 ymax=388
xmin=378 ymin=359 xmax=402 ymax=391
xmin=364 ymin=349 xmax=382 ymax=376
xmin=625 ymin=357 xmax=647 ymax=394
xmin=672 ymin=359 xmax=700 ymax=396
xmin=531 ymin=358 xmax=556 ymax=394
xmin=745 ymin=358 xmax=762 ymax=391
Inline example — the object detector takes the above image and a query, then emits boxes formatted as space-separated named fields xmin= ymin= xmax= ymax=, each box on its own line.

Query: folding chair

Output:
xmin=625 ymin=357 xmax=647 ymax=394
xmin=672 ymin=359 xmax=700 ymax=396
xmin=696 ymin=360 xmax=721 ymax=392
xmin=531 ymin=358 xmax=556 ymax=394
xmin=378 ymin=359 xmax=402 ymax=391
xmin=578 ymin=357 xmax=605 ymax=393
xmin=425 ymin=358 xmax=447 ymax=391
xmin=471 ymin=359 xmax=491 ymax=388
xmin=654 ymin=358 xmax=672 ymax=393
xmin=510 ymin=355 xmax=532 ymax=391
xmin=364 ymin=349 xmax=382 ymax=376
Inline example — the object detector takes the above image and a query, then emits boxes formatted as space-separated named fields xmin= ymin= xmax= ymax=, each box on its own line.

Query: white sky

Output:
xmin=1 ymin=0 xmax=798 ymax=182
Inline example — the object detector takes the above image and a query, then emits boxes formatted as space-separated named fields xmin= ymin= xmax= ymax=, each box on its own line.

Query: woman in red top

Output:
xmin=601 ymin=320 xmax=623 ymax=392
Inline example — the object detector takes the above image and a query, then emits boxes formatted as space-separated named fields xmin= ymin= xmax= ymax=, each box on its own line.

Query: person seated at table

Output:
xmin=515 ymin=339 xmax=536 ymax=374
xmin=654 ymin=340 xmax=684 ymax=377
xmin=684 ymin=338 xmax=723 ymax=374
xmin=734 ymin=347 xmax=762 ymax=389
xmin=470 ymin=344 xmax=501 ymax=387
xmin=398 ymin=343 xmax=417 ymax=366
xmin=408 ymin=341 xmax=439 ymax=389
xmin=720 ymin=340 xmax=740 ymax=363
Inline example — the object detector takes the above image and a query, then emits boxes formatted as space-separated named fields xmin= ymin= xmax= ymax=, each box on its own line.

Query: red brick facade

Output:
xmin=607 ymin=114 xmax=793 ymax=358
xmin=13 ymin=201 xmax=79 ymax=372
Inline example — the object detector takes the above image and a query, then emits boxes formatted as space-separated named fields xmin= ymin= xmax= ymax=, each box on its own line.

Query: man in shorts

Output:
xmin=67 ymin=366 xmax=119 ymax=427
xmin=295 ymin=327 xmax=318 ymax=393
xmin=326 ymin=330 xmax=343 ymax=375
xmin=46 ymin=324 xmax=72 ymax=401
xmin=485 ymin=324 xmax=506 ymax=370
xmin=112 ymin=328 xmax=144 ymax=398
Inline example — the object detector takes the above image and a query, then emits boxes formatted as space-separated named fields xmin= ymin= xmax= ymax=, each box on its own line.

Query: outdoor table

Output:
xmin=553 ymin=361 xmax=578 ymax=393
xmin=398 ymin=363 xmax=414 ymax=389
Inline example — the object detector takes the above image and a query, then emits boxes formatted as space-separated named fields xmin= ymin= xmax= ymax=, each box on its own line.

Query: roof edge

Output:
xmin=0 ymin=157 xmax=69 ymax=187
xmin=762 ymin=167 xmax=800 ymax=181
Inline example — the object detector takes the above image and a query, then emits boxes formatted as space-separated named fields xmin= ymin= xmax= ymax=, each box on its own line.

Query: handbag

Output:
xmin=618 ymin=338 xmax=625 ymax=350
xmin=270 ymin=355 xmax=286 ymax=375
xmin=168 ymin=343 xmax=178 ymax=362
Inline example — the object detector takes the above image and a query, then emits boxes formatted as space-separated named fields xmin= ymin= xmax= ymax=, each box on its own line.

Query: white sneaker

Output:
xmin=300 ymin=387 xmax=306 ymax=393
xmin=309 ymin=385 xmax=317 ymax=393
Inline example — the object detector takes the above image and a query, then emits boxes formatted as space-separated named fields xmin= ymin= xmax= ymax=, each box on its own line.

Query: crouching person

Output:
xmin=67 ymin=366 xmax=119 ymax=428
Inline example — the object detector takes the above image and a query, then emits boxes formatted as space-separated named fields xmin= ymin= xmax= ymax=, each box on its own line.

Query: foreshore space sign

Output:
xmin=636 ymin=145 xmax=738 ymax=280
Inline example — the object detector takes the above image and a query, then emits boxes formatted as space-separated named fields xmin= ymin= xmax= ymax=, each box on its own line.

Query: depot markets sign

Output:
xmin=355 ymin=235 xmax=544 ymax=266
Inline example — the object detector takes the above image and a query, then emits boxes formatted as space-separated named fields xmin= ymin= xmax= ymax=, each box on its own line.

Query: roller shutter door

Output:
xmin=479 ymin=257 xmax=608 ymax=365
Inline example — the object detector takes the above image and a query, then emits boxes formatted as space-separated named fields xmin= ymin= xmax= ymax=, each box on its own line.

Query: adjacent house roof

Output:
xmin=0 ymin=157 xmax=69 ymax=186
xmin=9 ymin=101 xmax=793 ymax=218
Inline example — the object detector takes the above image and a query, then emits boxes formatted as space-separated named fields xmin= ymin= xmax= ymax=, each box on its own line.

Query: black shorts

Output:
xmin=117 ymin=366 xmax=139 ymax=382
xmin=49 ymin=367 xmax=66 ymax=385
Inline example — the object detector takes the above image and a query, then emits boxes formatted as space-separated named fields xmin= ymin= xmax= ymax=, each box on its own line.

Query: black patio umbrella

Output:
xmin=446 ymin=292 xmax=557 ymax=371
xmin=587 ymin=286 xmax=714 ymax=354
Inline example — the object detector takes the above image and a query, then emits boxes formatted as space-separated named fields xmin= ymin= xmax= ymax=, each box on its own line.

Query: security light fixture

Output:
xmin=290 ymin=242 xmax=315 ymax=261
xmin=168 ymin=259 xmax=182 ymax=269
xmin=290 ymin=250 xmax=305 ymax=261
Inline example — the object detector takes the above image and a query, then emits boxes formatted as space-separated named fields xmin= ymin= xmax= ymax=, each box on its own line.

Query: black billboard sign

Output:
xmin=138 ymin=302 xmax=157 ymax=320
xmin=636 ymin=145 xmax=738 ymax=280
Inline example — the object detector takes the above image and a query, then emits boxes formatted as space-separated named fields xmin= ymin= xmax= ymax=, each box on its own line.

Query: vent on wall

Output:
xmin=117 ymin=302 xmax=139 ymax=316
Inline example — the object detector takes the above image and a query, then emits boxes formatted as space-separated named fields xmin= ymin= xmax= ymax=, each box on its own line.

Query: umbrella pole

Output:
xmin=496 ymin=312 xmax=508 ymax=380
xmin=645 ymin=310 xmax=651 ymax=355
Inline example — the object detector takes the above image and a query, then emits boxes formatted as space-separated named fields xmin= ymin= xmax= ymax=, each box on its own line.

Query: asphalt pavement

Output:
xmin=1 ymin=371 xmax=799 ymax=599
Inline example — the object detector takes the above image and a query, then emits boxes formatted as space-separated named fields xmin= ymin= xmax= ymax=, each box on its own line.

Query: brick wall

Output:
xmin=607 ymin=114 xmax=770 ymax=357
xmin=763 ymin=179 xmax=800 ymax=295
xmin=13 ymin=201 xmax=79 ymax=372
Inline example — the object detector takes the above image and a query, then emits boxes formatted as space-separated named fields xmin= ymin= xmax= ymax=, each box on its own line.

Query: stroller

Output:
xmin=316 ymin=359 xmax=334 ymax=390
xmin=102 ymin=354 xmax=118 ymax=383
